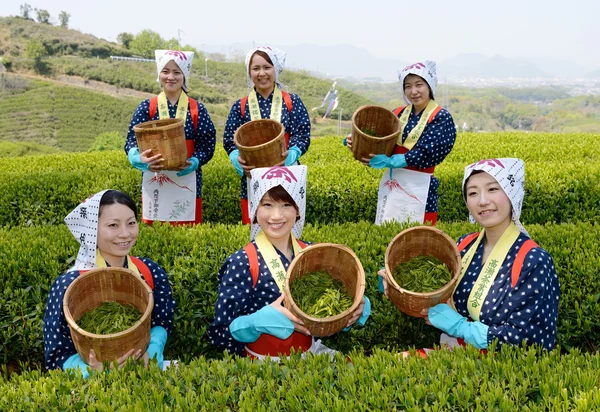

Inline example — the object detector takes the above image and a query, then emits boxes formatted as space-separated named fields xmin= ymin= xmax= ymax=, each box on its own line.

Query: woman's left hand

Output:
xmin=346 ymin=298 xmax=366 ymax=328
xmin=359 ymin=153 xmax=376 ymax=166
xmin=174 ymin=160 xmax=191 ymax=171
xmin=420 ymin=308 xmax=432 ymax=326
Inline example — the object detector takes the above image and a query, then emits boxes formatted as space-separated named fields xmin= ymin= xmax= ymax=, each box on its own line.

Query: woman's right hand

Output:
xmin=238 ymin=155 xmax=255 ymax=174
xmin=140 ymin=149 xmax=165 ymax=172
xmin=269 ymin=295 xmax=311 ymax=336
xmin=345 ymin=134 xmax=353 ymax=150
xmin=88 ymin=348 xmax=142 ymax=372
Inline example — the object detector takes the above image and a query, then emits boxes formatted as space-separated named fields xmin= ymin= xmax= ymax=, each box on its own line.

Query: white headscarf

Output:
xmin=248 ymin=166 xmax=307 ymax=241
xmin=244 ymin=46 xmax=287 ymax=89
xmin=462 ymin=158 xmax=529 ymax=236
xmin=155 ymin=50 xmax=195 ymax=93
xmin=64 ymin=190 xmax=110 ymax=272
xmin=398 ymin=60 xmax=438 ymax=105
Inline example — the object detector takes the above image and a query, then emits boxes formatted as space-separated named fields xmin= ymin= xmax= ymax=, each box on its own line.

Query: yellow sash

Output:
xmin=248 ymin=85 xmax=283 ymax=123
xmin=254 ymin=230 xmax=303 ymax=291
xmin=95 ymin=249 xmax=140 ymax=276
xmin=157 ymin=91 xmax=188 ymax=123
xmin=453 ymin=223 xmax=521 ymax=321
xmin=398 ymin=100 xmax=439 ymax=150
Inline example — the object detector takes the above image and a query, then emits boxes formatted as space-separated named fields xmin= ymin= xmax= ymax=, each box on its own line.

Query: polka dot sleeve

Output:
xmin=223 ymin=99 xmax=244 ymax=155
xmin=124 ymin=99 xmax=151 ymax=154
xmin=137 ymin=257 xmax=176 ymax=336
xmin=286 ymin=93 xmax=311 ymax=155
xmin=190 ymin=100 xmax=216 ymax=167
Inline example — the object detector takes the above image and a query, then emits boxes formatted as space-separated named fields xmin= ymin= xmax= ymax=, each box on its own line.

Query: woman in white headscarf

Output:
xmin=347 ymin=61 xmax=456 ymax=226
xmin=43 ymin=190 xmax=176 ymax=376
xmin=379 ymin=159 xmax=560 ymax=354
xmin=125 ymin=50 xmax=216 ymax=225
xmin=223 ymin=46 xmax=311 ymax=224
xmin=208 ymin=166 xmax=370 ymax=359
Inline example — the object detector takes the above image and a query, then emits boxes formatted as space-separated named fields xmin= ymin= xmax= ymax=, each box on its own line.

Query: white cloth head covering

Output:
xmin=398 ymin=61 xmax=437 ymax=105
xmin=155 ymin=50 xmax=195 ymax=93
xmin=248 ymin=166 xmax=307 ymax=241
xmin=64 ymin=190 xmax=110 ymax=271
xmin=245 ymin=46 xmax=287 ymax=89
xmin=462 ymin=158 xmax=528 ymax=236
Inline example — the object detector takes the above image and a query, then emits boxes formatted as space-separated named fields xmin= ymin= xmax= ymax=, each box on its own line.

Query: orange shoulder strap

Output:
xmin=427 ymin=106 xmax=443 ymax=124
xmin=129 ymin=256 xmax=155 ymax=290
xmin=282 ymin=91 xmax=293 ymax=112
xmin=392 ymin=106 xmax=407 ymax=116
xmin=458 ymin=232 xmax=480 ymax=253
xmin=149 ymin=97 xmax=158 ymax=120
xmin=244 ymin=243 xmax=260 ymax=288
xmin=240 ymin=96 xmax=248 ymax=118
xmin=188 ymin=97 xmax=199 ymax=131
xmin=296 ymin=240 xmax=308 ymax=249
xmin=511 ymin=239 xmax=539 ymax=288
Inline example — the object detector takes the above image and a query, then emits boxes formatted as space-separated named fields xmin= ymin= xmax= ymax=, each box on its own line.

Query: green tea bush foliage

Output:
xmin=1 ymin=347 xmax=599 ymax=410
xmin=1 ymin=221 xmax=598 ymax=366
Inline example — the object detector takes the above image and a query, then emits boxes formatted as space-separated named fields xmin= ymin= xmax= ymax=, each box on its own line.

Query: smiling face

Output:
xmin=159 ymin=60 xmax=184 ymax=93
xmin=465 ymin=172 xmax=513 ymax=232
xmin=249 ymin=52 xmax=276 ymax=96
xmin=256 ymin=189 xmax=299 ymax=245
xmin=403 ymin=74 xmax=432 ymax=111
xmin=97 ymin=203 xmax=139 ymax=267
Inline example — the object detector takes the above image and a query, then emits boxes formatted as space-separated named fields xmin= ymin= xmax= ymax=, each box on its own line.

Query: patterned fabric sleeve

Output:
xmin=43 ymin=271 xmax=80 ymax=370
xmin=138 ymin=257 xmax=176 ymax=335
xmin=404 ymin=108 xmax=456 ymax=169
xmin=487 ymin=248 xmax=560 ymax=351
xmin=208 ymin=248 xmax=255 ymax=356
xmin=286 ymin=93 xmax=311 ymax=154
xmin=125 ymin=99 xmax=151 ymax=153
xmin=223 ymin=99 xmax=244 ymax=155
xmin=191 ymin=100 xmax=216 ymax=166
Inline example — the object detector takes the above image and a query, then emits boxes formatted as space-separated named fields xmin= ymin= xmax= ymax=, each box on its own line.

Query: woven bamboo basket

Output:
xmin=63 ymin=267 xmax=154 ymax=364
xmin=133 ymin=118 xmax=187 ymax=170
xmin=351 ymin=105 xmax=400 ymax=161
xmin=284 ymin=243 xmax=365 ymax=337
xmin=385 ymin=226 xmax=461 ymax=318
xmin=234 ymin=119 xmax=286 ymax=177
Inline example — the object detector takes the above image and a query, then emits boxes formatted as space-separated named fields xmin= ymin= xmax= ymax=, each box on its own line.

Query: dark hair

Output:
xmin=403 ymin=74 xmax=435 ymax=100
xmin=248 ymin=50 xmax=274 ymax=74
xmin=99 ymin=190 xmax=138 ymax=219
xmin=253 ymin=185 xmax=300 ymax=223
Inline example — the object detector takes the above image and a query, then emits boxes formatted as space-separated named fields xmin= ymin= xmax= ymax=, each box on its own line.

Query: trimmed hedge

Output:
xmin=1 ymin=133 xmax=600 ymax=227
xmin=1 ymin=221 xmax=599 ymax=367
xmin=2 ymin=347 xmax=599 ymax=410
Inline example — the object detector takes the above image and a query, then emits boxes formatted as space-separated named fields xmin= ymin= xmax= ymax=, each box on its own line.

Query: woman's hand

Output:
xmin=359 ymin=153 xmax=376 ymax=166
xmin=420 ymin=308 xmax=432 ymax=326
xmin=270 ymin=295 xmax=310 ymax=336
xmin=88 ymin=348 xmax=142 ymax=372
xmin=239 ymin=155 xmax=255 ymax=175
xmin=377 ymin=269 xmax=389 ymax=298
xmin=140 ymin=149 xmax=165 ymax=172
xmin=173 ymin=160 xmax=191 ymax=171
xmin=345 ymin=298 xmax=366 ymax=328
xmin=345 ymin=134 xmax=353 ymax=150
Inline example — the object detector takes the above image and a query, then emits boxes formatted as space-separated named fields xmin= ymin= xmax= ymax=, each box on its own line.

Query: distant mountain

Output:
xmin=440 ymin=53 xmax=549 ymax=78
xmin=585 ymin=68 xmax=600 ymax=79
xmin=521 ymin=57 xmax=588 ymax=78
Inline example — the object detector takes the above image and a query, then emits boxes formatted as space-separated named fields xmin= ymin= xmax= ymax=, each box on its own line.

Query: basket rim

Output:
xmin=351 ymin=105 xmax=400 ymax=142
xmin=234 ymin=119 xmax=285 ymax=151
xmin=384 ymin=226 xmax=461 ymax=298
xmin=284 ymin=243 xmax=366 ymax=323
xmin=63 ymin=267 xmax=154 ymax=339
xmin=133 ymin=118 xmax=184 ymax=133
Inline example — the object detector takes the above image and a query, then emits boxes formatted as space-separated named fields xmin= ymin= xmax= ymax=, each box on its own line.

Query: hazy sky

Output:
xmin=4 ymin=0 xmax=599 ymax=69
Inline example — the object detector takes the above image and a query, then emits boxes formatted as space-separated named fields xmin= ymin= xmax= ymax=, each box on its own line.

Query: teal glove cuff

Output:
xmin=377 ymin=267 xmax=386 ymax=293
xmin=127 ymin=148 xmax=149 ymax=172
xmin=284 ymin=146 xmax=302 ymax=166
xmin=342 ymin=137 xmax=347 ymax=147
xmin=389 ymin=154 xmax=407 ymax=169
xmin=428 ymin=304 xmax=489 ymax=349
xmin=369 ymin=154 xmax=391 ymax=169
xmin=147 ymin=326 xmax=168 ymax=369
xmin=176 ymin=157 xmax=199 ymax=177
xmin=63 ymin=353 xmax=90 ymax=378
xmin=230 ymin=305 xmax=295 ymax=343
xmin=229 ymin=149 xmax=244 ymax=176
xmin=461 ymin=321 xmax=489 ymax=349
xmin=342 ymin=296 xmax=372 ymax=332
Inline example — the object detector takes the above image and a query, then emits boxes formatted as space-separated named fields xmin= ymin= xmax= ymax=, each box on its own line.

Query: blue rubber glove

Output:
xmin=342 ymin=137 xmax=347 ymax=146
xmin=63 ymin=353 xmax=90 ymax=378
xmin=176 ymin=157 xmax=199 ymax=177
xmin=230 ymin=305 xmax=295 ymax=343
xmin=146 ymin=326 xmax=168 ymax=369
xmin=228 ymin=149 xmax=244 ymax=176
xmin=284 ymin=146 xmax=302 ymax=166
xmin=428 ymin=304 xmax=489 ymax=349
xmin=127 ymin=148 xmax=149 ymax=172
xmin=369 ymin=154 xmax=407 ymax=169
xmin=377 ymin=267 xmax=386 ymax=293
xmin=343 ymin=296 xmax=372 ymax=331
